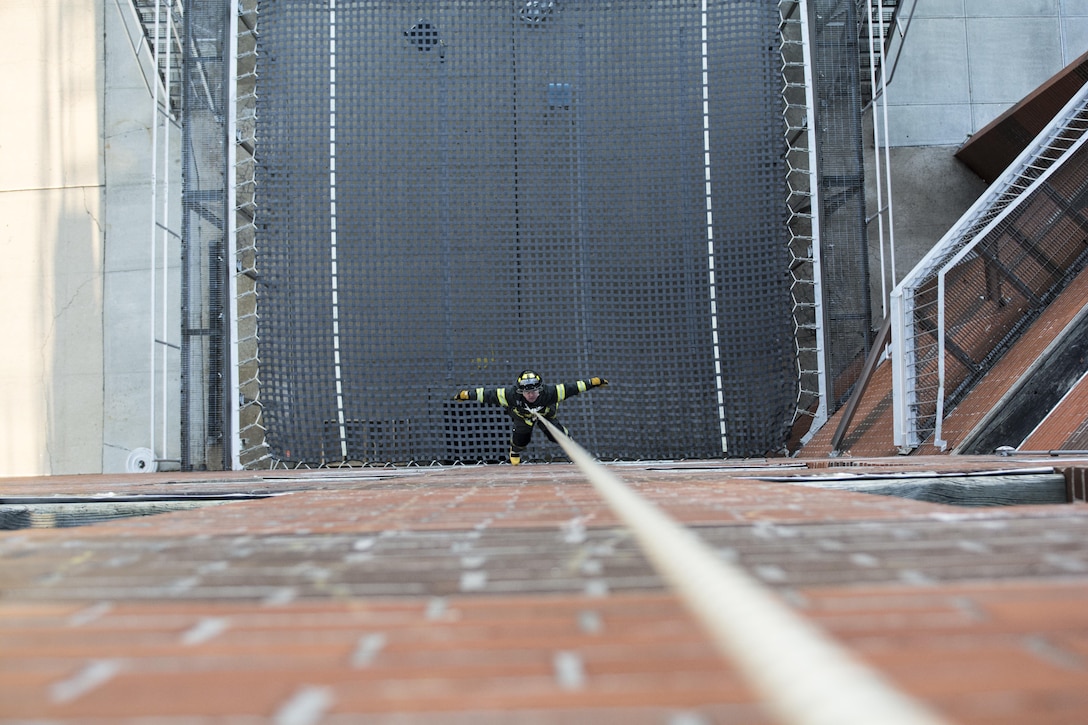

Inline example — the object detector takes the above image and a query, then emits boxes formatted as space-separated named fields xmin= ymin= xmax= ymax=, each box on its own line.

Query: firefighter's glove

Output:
xmin=590 ymin=377 xmax=609 ymax=387
xmin=453 ymin=390 xmax=471 ymax=401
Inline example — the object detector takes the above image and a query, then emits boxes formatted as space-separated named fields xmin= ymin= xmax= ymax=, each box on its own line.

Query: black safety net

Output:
xmin=255 ymin=0 xmax=796 ymax=464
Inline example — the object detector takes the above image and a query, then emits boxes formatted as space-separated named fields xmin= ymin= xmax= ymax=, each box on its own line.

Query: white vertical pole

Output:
xmin=865 ymin=0 xmax=890 ymax=317
xmin=890 ymin=287 xmax=909 ymax=451
xmin=934 ymin=270 xmax=947 ymax=450
xmin=866 ymin=0 xmax=898 ymax=307
xmin=227 ymin=0 xmax=242 ymax=469
xmin=159 ymin=6 xmax=175 ymax=461
xmin=148 ymin=0 xmax=163 ymax=461
xmin=876 ymin=1 xmax=896 ymax=289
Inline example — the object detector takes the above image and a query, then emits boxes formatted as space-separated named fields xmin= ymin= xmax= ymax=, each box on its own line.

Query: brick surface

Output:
xmin=3 ymin=459 xmax=1088 ymax=723
xmin=1023 ymin=373 xmax=1088 ymax=451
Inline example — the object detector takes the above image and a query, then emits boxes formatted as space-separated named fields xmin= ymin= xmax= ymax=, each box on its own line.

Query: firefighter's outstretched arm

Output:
xmin=451 ymin=387 xmax=510 ymax=407
xmin=555 ymin=377 xmax=609 ymax=401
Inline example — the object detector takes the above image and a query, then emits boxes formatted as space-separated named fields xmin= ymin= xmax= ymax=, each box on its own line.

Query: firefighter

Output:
xmin=452 ymin=369 xmax=609 ymax=465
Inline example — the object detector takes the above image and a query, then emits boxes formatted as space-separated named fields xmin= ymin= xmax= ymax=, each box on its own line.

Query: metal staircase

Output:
xmin=890 ymin=84 xmax=1088 ymax=451
xmin=128 ymin=0 xmax=184 ymax=113
xmin=858 ymin=0 xmax=902 ymax=104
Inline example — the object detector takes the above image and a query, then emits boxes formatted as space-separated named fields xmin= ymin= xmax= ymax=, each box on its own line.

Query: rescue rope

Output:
xmin=531 ymin=414 xmax=952 ymax=725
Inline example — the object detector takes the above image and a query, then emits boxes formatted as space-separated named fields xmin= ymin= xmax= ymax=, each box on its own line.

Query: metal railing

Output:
xmin=890 ymin=84 xmax=1088 ymax=451
xmin=857 ymin=0 xmax=900 ymax=105
xmin=129 ymin=0 xmax=184 ymax=113
xmin=121 ymin=0 xmax=184 ymax=471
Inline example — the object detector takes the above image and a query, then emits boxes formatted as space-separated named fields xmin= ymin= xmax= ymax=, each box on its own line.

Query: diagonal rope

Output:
xmin=531 ymin=413 xmax=952 ymax=725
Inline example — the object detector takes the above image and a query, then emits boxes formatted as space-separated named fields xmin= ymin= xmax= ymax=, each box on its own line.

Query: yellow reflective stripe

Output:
xmin=497 ymin=388 xmax=508 ymax=407
xmin=556 ymin=384 xmax=566 ymax=401
xmin=577 ymin=380 xmax=588 ymax=393
xmin=475 ymin=387 xmax=486 ymax=403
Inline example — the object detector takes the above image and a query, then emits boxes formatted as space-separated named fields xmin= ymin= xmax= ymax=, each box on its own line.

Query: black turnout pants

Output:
xmin=509 ymin=416 xmax=569 ymax=452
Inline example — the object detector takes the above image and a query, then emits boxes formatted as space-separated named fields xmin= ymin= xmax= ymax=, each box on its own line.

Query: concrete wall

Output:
xmin=0 ymin=0 xmax=176 ymax=477
xmin=0 ymin=1 xmax=104 ymax=476
xmin=101 ymin=0 xmax=181 ymax=474
xmin=867 ymin=0 xmax=1088 ymax=320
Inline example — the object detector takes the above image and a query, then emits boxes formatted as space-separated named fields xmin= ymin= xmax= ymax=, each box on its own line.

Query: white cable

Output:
xmin=328 ymin=0 xmax=347 ymax=460
xmin=701 ymin=0 xmax=728 ymax=453
xmin=532 ymin=414 xmax=951 ymax=725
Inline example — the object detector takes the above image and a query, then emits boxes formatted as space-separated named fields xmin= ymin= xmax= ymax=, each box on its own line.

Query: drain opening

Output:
xmin=771 ymin=471 xmax=1070 ymax=507
xmin=0 ymin=494 xmax=272 ymax=530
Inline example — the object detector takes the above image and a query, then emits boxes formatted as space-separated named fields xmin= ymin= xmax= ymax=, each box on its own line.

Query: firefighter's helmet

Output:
xmin=516 ymin=370 xmax=543 ymax=393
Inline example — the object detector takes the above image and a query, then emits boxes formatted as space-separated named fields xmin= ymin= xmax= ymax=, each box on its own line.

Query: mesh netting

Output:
xmin=180 ymin=0 xmax=230 ymax=470
xmin=254 ymin=0 xmax=796 ymax=464
xmin=810 ymin=0 xmax=871 ymax=406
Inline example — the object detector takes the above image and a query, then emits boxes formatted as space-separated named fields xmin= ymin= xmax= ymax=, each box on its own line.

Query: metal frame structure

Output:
xmin=862 ymin=0 xmax=898 ymax=316
xmin=890 ymin=84 xmax=1088 ymax=451
xmin=126 ymin=0 xmax=184 ymax=472
xmin=129 ymin=0 xmax=238 ymax=471
xmin=116 ymin=0 xmax=866 ymax=463
xmin=116 ymin=1 xmax=1088 ymax=466
xmin=123 ymin=1 xmax=862 ymax=468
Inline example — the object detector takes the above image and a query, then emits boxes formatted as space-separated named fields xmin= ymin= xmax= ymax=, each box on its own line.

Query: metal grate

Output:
xmin=179 ymin=0 xmax=231 ymax=470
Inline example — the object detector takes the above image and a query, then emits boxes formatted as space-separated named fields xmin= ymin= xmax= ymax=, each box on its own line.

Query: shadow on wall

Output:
xmin=44 ymin=0 xmax=105 ymax=475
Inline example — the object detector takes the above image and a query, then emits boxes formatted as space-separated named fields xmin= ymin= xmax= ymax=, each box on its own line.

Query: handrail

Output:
xmin=830 ymin=315 xmax=892 ymax=453
xmin=532 ymin=413 xmax=951 ymax=725
xmin=891 ymin=83 xmax=1088 ymax=450
xmin=869 ymin=0 xmax=917 ymax=103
